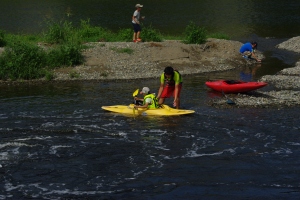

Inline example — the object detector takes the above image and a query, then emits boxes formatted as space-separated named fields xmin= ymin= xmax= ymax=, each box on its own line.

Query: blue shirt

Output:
xmin=239 ymin=42 xmax=253 ymax=53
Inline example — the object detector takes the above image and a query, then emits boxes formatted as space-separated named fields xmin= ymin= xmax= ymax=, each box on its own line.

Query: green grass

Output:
xmin=0 ymin=18 xmax=231 ymax=81
xmin=110 ymin=47 xmax=134 ymax=54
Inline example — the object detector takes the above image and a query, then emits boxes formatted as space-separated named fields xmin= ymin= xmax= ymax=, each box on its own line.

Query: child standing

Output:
xmin=132 ymin=4 xmax=144 ymax=42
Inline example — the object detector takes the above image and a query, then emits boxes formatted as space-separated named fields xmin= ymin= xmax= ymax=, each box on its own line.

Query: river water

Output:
xmin=0 ymin=1 xmax=300 ymax=199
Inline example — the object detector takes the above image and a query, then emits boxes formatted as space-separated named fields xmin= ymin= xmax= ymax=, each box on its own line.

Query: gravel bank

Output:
xmin=210 ymin=36 xmax=300 ymax=108
xmin=53 ymin=39 xmax=245 ymax=80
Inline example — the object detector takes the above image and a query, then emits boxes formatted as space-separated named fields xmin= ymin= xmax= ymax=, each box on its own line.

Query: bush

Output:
xmin=76 ymin=19 xmax=113 ymax=42
xmin=46 ymin=43 xmax=83 ymax=68
xmin=116 ymin=28 xmax=133 ymax=42
xmin=141 ymin=25 xmax=162 ymax=42
xmin=43 ymin=20 xmax=74 ymax=44
xmin=184 ymin=22 xmax=207 ymax=44
xmin=0 ymin=42 xmax=46 ymax=80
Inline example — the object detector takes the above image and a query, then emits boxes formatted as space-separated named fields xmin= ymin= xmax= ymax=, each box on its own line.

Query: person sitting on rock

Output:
xmin=239 ymin=41 xmax=261 ymax=62
xmin=134 ymin=87 xmax=159 ymax=109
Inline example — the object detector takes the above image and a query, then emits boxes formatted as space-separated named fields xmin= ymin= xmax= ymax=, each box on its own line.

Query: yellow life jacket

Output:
xmin=143 ymin=93 xmax=159 ymax=109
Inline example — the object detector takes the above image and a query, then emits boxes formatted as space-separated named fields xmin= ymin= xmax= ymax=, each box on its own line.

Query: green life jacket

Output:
xmin=143 ymin=93 xmax=159 ymax=109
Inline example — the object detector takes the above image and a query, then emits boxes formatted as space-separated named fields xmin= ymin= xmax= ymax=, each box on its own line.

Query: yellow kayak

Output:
xmin=101 ymin=104 xmax=195 ymax=116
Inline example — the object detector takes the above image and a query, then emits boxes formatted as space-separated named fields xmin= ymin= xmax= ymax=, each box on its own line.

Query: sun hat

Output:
xmin=135 ymin=4 xmax=143 ymax=8
xmin=140 ymin=87 xmax=150 ymax=94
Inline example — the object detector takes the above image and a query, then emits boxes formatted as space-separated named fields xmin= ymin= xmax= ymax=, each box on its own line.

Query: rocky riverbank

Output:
xmin=53 ymin=39 xmax=246 ymax=80
xmin=209 ymin=36 xmax=300 ymax=108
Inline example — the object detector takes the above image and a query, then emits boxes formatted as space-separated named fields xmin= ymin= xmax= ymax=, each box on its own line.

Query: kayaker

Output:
xmin=134 ymin=87 xmax=159 ymax=109
xmin=239 ymin=41 xmax=261 ymax=62
xmin=156 ymin=66 xmax=182 ymax=109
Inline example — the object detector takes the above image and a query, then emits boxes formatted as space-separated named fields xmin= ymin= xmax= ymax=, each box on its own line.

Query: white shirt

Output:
xmin=132 ymin=10 xmax=140 ymax=24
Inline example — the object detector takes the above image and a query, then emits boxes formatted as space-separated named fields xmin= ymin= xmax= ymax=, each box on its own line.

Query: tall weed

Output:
xmin=141 ymin=25 xmax=162 ymax=42
xmin=184 ymin=21 xmax=207 ymax=44
xmin=44 ymin=20 xmax=74 ymax=44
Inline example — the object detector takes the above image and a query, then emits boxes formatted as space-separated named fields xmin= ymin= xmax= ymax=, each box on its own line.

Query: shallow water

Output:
xmin=0 ymin=72 xmax=299 ymax=199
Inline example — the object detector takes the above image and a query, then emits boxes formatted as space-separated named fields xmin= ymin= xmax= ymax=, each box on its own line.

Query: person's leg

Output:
xmin=160 ymin=85 xmax=174 ymax=106
xmin=136 ymin=25 xmax=142 ymax=41
xmin=136 ymin=31 xmax=141 ymax=41
xmin=132 ymin=24 xmax=138 ymax=42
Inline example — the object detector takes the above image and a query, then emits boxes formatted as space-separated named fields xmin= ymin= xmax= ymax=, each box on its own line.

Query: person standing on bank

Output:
xmin=156 ymin=66 xmax=183 ymax=109
xmin=239 ymin=41 xmax=261 ymax=62
xmin=134 ymin=87 xmax=159 ymax=109
xmin=132 ymin=4 xmax=145 ymax=43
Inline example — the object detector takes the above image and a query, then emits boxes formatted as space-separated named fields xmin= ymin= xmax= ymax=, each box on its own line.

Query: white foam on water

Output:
xmin=41 ymin=122 xmax=63 ymax=128
xmin=287 ymin=142 xmax=300 ymax=146
xmin=49 ymin=145 xmax=72 ymax=155
xmin=102 ymin=122 xmax=123 ymax=127
xmin=185 ymin=148 xmax=236 ymax=158
xmin=273 ymin=148 xmax=292 ymax=155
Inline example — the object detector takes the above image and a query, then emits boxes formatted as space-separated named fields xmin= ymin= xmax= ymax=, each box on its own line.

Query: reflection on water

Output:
xmin=239 ymin=63 xmax=261 ymax=81
xmin=1 ymin=0 xmax=300 ymax=39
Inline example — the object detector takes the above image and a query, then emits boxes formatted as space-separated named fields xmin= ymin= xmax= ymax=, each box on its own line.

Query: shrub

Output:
xmin=76 ymin=19 xmax=112 ymax=42
xmin=141 ymin=25 xmax=162 ymax=42
xmin=184 ymin=21 xmax=207 ymax=44
xmin=43 ymin=20 xmax=74 ymax=44
xmin=116 ymin=28 xmax=133 ymax=42
xmin=0 ymin=42 xmax=46 ymax=80
xmin=46 ymin=43 xmax=83 ymax=68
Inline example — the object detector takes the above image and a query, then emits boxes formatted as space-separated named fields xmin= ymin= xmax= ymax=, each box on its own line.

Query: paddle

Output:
xmin=222 ymin=90 xmax=235 ymax=105
xmin=132 ymin=89 xmax=139 ymax=116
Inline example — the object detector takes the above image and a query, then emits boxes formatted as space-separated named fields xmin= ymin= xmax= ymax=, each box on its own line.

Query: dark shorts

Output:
xmin=132 ymin=23 xmax=141 ymax=33
xmin=161 ymin=83 xmax=182 ymax=98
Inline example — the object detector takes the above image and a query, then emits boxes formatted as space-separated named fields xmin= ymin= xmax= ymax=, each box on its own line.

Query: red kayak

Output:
xmin=205 ymin=80 xmax=267 ymax=93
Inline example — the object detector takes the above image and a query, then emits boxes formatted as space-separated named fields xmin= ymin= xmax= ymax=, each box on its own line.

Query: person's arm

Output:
xmin=156 ymin=74 xmax=164 ymax=99
xmin=251 ymin=52 xmax=261 ymax=62
xmin=134 ymin=102 xmax=148 ymax=109
xmin=156 ymin=83 xmax=164 ymax=99
xmin=134 ymin=97 xmax=143 ymax=101
xmin=173 ymin=83 xmax=179 ymax=106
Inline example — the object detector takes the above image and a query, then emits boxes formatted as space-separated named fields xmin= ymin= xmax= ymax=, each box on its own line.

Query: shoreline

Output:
xmin=1 ymin=37 xmax=300 ymax=108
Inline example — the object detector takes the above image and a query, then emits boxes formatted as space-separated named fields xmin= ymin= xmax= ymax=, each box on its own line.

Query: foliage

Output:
xmin=76 ymin=19 xmax=113 ymax=42
xmin=69 ymin=70 xmax=80 ymax=78
xmin=208 ymin=32 xmax=230 ymax=40
xmin=183 ymin=21 xmax=207 ymax=44
xmin=0 ymin=30 xmax=6 ymax=47
xmin=0 ymin=42 xmax=46 ymax=80
xmin=43 ymin=20 xmax=74 ymax=44
xmin=116 ymin=28 xmax=133 ymax=42
xmin=141 ymin=25 xmax=162 ymax=42
xmin=46 ymin=43 xmax=83 ymax=68
xmin=0 ymin=18 xmax=232 ymax=81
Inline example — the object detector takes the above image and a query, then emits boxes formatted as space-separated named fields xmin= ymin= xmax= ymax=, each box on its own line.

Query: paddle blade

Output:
xmin=133 ymin=89 xmax=139 ymax=97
